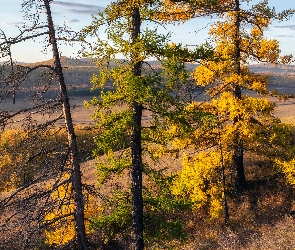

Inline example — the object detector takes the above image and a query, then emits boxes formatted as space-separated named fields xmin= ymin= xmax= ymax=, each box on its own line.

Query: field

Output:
xmin=0 ymin=96 xmax=95 ymax=128
xmin=273 ymin=98 xmax=295 ymax=124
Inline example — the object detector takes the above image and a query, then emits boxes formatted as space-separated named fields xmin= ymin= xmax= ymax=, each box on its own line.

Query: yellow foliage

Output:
xmin=44 ymin=175 xmax=75 ymax=246
xmin=0 ymin=126 xmax=96 ymax=191
xmin=171 ymin=91 xmax=279 ymax=219
xmin=44 ymin=176 xmax=102 ymax=246
xmin=193 ymin=5 xmax=281 ymax=96
xmin=172 ymin=151 xmax=229 ymax=218
xmin=192 ymin=64 xmax=215 ymax=86
xmin=170 ymin=0 xmax=290 ymax=221
xmin=275 ymin=159 xmax=295 ymax=186
xmin=154 ymin=0 xmax=193 ymax=22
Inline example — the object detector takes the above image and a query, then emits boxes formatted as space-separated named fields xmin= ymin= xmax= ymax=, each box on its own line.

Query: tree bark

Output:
xmin=43 ymin=1 xmax=88 ymax=249
xmin=130 ymin=6 xmax=144 ymax=250
xmin=218 ymin=131 xmax=229 ymax=225
xmin=231 ymin=0 xmax=246 ymax=195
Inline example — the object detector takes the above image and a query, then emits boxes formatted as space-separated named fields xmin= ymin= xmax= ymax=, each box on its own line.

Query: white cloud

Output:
xmin=275 ymin=35 xmax=294 ymax=37
xmin=65 ymin=18 xmax=80 ymax=23
xmin=52 ymin=1 xmax=104 ymax=15
xmin=274 ymin=25 xmax=295 ymax=30
xmin=4 ymin=22 xmax=25 ymax=27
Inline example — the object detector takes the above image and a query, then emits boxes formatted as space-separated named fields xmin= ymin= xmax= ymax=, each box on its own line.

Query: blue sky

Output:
xmin=0 ymin=0 xmax=294 ymax=63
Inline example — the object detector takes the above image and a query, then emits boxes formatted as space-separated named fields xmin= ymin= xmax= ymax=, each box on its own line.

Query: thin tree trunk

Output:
xmin=232 ymin=0 xmax=246 ymax=195
xmin=130 ymin=6 xmax=144 ymax=250
xmin=8 ymin=48 xmax=16 ymax=104
xmin=43 ymin=1 xmax=88 ymax=249
xmin=218 ymin=131 xmax=229 ymax=225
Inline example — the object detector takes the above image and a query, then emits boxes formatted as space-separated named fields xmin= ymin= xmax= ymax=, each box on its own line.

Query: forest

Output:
xmin=0 ymin=0 xmax=295 ymax=249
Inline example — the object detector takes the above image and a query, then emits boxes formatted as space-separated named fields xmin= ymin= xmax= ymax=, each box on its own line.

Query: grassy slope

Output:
xmin=73 ymin=94 xmax=295 ymax=249
xmin=2 ymin=58 xmax=295 ymax=249
xmin=80 ymin=153 xmax=295 ymax=250
xmin=78 ymin=98 xmax=295 ymax=249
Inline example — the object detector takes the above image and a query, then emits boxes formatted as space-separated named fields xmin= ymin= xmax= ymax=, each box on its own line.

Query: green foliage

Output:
xmin=82 ymin=0 xmax=219 ymax=247
xmin=89 ymin=172 xmax=189 ymax=245
xmin=144 ymin=167 xmax=192 ymax=212
xmin=82 ymin=0 xmax=214 ymax=185
xmin=144 ymin=212 xmax=187 ymax=243
xmin=96 ymin=150 xmax=132 ymax=186
xmin=89 ymin=192 xmax=132 ymax=244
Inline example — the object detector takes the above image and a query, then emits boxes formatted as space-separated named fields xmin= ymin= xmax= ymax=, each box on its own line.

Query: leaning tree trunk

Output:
xmin=232 ymin=0 xmax=246 ymax=195
xmin=130 ymin=6 xmax=144 ymax=250
xmin=43 ymin=1 xmax=88 ymax=249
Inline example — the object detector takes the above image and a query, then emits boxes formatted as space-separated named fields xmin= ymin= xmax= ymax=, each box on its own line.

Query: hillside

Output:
xmin=23 ymin=57 xmax=295 ymax=85
xmin=249 ymin=63 xmax=295 ymax=91
xmin=2 ymin=57 xmax=295 ymax=100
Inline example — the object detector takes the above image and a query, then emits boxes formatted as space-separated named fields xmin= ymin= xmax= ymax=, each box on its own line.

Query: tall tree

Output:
xmin=42 ymin=0 xmax=88 ymax=248
xmin=82 ymin=0 xmax=214 ymax=248
xmin=130 ymin=5 xmax=144 ymax=249
xmin=160 ymin=0 xmax=293 ymax=195
xmin=193 ymin=0 xmax=292 ymax=194
xmin=171 ymin=0 xmax=294 ymax=219
xmin=83 ymin=2 xmax=149 ymax=248
xmin=0 ymin=0 xmax=89 ymax=248
xmin=230 ymin=0 xmax=245 ymax=194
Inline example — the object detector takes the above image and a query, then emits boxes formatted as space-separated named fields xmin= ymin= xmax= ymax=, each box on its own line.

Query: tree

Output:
xmin=0 ymin=0 xmax=89 ymax=248
xmin=43 ymin=0 xmax=88 ymax=248
xmin=82 ymin=0 xmax=215 ymax=248
xmin=193 ymin=0 xmax=293 ymax=193
xmin=171 ymin=0 xmax=294 ymax=219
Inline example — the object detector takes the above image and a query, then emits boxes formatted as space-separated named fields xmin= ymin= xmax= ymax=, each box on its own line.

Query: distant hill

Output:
xmin=248 ymin=63 xmax=295 ymax=89
xmin=20 ymin=57 xmax=199 ymax=69
xmin=249 ymin=63 xmax=295 ymax=73
xmin=5 ymin=57 xmax=295 ymax=98
xmin=21 ymin=56 xmax=93 ymax=67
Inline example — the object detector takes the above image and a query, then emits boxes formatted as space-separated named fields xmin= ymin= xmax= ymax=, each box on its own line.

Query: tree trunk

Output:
xmin=232 ymin=0 xmax=246 ymax=195
xmin=218 ymin=131 xmax=229 ymax=225
xmin=130 ymin=6 xmax=144 ymax=250
xmin=43 ymin=1 xmax=88 ymax=249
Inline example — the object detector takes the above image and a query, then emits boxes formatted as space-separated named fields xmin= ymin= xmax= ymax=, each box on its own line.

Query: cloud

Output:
xmin=65 ymin=18 xmax=80 ymax=23
xmin=52 ymin=1 xmax=104 ymax=15
xmin=275 ymin=35 xmax=294 ymax=38
xmin=52 ymin=11 xmax=62 ymax=15
xmin=274 ymin=25 xmax=295 ymax=30
xmin=4 ymin=22 xmax=25 ymax=27
xmin=66 ymin=8 xmax=100 ymax=15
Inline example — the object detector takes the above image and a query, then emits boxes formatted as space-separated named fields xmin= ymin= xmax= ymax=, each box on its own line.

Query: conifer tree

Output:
xmin=82 ymin=0 xmax=214 ymax=248
xmin=172 ymin=0 xmax=293 ymax=219
xmin=193 ymin=0 xmax=292 ymax=194
xmin=43 ymin=0 xmax=88 ymax=248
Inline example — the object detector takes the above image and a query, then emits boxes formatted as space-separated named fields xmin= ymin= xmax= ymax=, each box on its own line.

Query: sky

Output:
xmin=0 ymin=0 xmax=295 ymax=63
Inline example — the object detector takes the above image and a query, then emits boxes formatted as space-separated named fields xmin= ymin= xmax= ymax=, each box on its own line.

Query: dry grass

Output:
xmin=0 ymin=96 xmax=95 ymax=129
xmin=271 ymin=97 xmax=295 ymax=125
